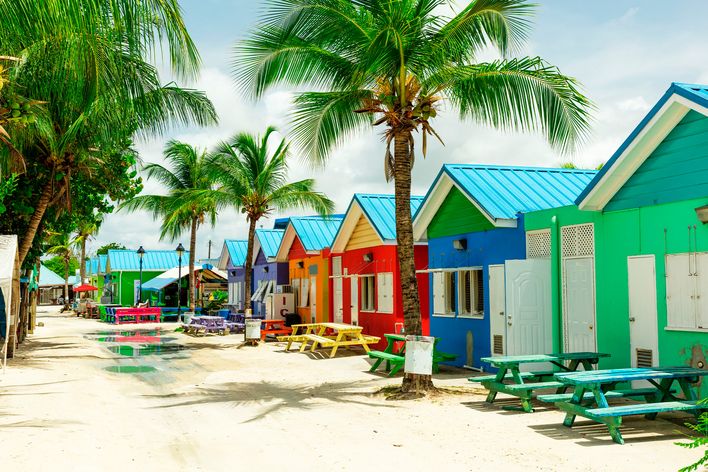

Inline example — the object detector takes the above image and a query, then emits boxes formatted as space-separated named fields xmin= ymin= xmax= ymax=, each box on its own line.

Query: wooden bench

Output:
xmin=504 ymin=381 xmax=566 ymax=392
xmin=538 ymin=387 xmax=674 ymax=404
xmin=586 ymin=400 xmax=704 ymax=418
xmin=469 ymin=371 xmax=556 ymax=383
xmin=368 ymin=350 xmax=405 ymax=377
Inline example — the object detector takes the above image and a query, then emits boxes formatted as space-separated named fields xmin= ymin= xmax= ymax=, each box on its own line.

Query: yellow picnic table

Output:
xmin=277 ymin=322 xmax=380 ymax=358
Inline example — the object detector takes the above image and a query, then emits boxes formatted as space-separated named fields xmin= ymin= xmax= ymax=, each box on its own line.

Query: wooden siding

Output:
xmin=346 ymin=215 xmax=381 ymax=250
xmin=427 ymin=187 xmax=494 ymax=239
xmin=288 ymin=236 xmax=308 ymax=260
xmin=607 ymin=110 xmax=708 ymax=211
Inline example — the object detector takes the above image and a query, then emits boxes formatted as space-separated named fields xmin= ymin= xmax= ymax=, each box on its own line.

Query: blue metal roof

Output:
xmin=273 ymin=217 xmax=290 ymax=230
xmin=107 ymin=249 xmax=189 ymax=272
xmin=98 ymin=254 xmax=107 ymax=274
xmin=430 ymin=164 xmax=597 ymax=220
xmin=38 ymin=264 xmax=65 ymax=286
xmin=290 ymin=215 xmax=344 ymax=251
xmin=353 ymin=194 xmax=424 ymax=241
xmin=576 ymin=82 xmax=708 ymax=205
xmin=255 ymin=229 xmax=284 ymax=258
xmin=85 ymin=258 xmax=99 ymax=276
xmin=224 ymin=240 xmax=248 ymax=267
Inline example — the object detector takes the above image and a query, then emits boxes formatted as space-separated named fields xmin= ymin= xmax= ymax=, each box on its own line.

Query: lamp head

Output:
xmin=136 ymin=246 xmax=146 ymax=259
xmin=175 ymin=243 xmax=185 ymax=258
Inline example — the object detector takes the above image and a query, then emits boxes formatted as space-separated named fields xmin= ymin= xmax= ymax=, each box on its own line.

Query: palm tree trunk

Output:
xmin=63 ymin=259 xmax=69 ymax=310
xmin=188 ymin=217 xmax=197 ymax=312
xmin=79 ymin=238 xmax=86 ymax=300
xmin=393 ymin=131 xmax=433 ymax=393
xmin=243 ymin=216 xmax=257 ymax=316
xmin=18 ymin=178 xmax=53 ymax=265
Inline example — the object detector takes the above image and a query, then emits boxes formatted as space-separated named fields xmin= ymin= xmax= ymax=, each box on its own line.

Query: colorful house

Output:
xmin=275 ymin=216 xmax=344 ymax=324
xmin=251 ymin=228 xmax=289 ymax=318
xmin=105 ymin=249 xmax=188 ymax=307
xmin=412 ymin=164 xmax=597 ymax=368
xmin=523 ymin=82 xmax=708 ymax=378
xmin=329 ymin=194 xmax=429 ymax=345
xmin=217 ymin=239 xmax=249 ymax=312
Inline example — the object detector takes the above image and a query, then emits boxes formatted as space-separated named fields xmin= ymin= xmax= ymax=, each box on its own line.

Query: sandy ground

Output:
xmin=0 ymin=306 xmax=700 ymax=471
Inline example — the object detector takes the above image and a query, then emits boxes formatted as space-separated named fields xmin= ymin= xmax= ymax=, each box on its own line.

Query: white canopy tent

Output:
xmin=0 ymin=235 xmax=18 ymax=372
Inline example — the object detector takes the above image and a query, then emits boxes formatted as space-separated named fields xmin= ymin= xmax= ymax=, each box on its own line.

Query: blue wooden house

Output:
xmin=251 ymin=228 xmax=289 ymax=317
xmin=412 ymin=164 xmax=597 ymax=369
xmin=217 ymin=239 xmax=249 ymax=312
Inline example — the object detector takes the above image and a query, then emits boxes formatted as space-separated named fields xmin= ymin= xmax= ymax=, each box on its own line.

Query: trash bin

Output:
xmin=183 ymin=311 xmax=195 ymax=325
xmin=245 ymin=319 xmax=261 ymax=341
xmin=404 ymin=335 xmax=435 ymax=375
xmin=284 ymin=313 xmax=301 ymax=327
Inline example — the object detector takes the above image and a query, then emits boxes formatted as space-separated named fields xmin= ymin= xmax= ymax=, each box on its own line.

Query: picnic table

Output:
xmin=543 ymin=367 xmax=708 ymax=444
xmin=277 ymin=322 xmax=379 ymax=358
xmin=368 ymin=333 xmax=458 ymax=377
xmin=182 ymin=315 xmax=234 ymax=336
xmin=260 ymin=319 xmax=292 ymax=341
xmin=471 ymin=352 xmax=610 ymax=412
xmin=106 ymin=307 xmax=161 ymax=324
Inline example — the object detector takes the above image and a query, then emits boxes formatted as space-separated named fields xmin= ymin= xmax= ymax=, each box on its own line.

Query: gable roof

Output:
xmin=275 ymin=215 xmax=344 ymax=261
xmin=253 ymin=229 xmax=285 ymax=264
xmin=218 ymin=239 xmax=248 ymax=270
xmin=332 ymin=194 xmax=425 ymax=252
xmin=38 ymin=264 xmax=65 ymax=287
xmin=578 ymin=82 xmax=708 ymax=210
xmin=98 ymin=254 xmax=107 ymax=274
xmin=106 ymin=249 xmax=189 ymax=272
xmin=413 ymin=164 xmax=597 ymax=240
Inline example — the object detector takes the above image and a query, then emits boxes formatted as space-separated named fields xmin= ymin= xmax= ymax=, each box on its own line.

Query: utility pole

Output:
xmin=207 ymin=239 xmax=212 ymax=259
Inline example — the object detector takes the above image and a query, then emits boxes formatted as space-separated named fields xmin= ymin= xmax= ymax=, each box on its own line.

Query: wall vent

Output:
xmin=493 ymin=335 xmax=504 ymax=355
xmin=636 ymin=348 xmax=653 ymax=368
xmin=526 ymin=229 xmax=551 ymax=259
xmin=561 ymin=223 xmax=595 ymax=258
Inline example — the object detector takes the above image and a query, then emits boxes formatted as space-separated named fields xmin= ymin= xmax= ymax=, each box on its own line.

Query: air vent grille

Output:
xmin=561 ymin=223 xmax=595 ymax=258
xmin=526 ymin=230 xmax=551 ymax=259
xmin=636 ymin=348 xmax=653 ymax=368
xmin=493 ymin=335 xmax=504 ymax=355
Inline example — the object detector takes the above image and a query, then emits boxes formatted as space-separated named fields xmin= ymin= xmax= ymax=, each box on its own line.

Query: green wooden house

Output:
xmin=105 ymin=249 xmax=188 ymax=306
xmin=523 ymin=82 xmax=708 ymax=381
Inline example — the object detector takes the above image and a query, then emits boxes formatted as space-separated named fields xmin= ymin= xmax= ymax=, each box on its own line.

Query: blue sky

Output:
xmin=94 ymin=1 xmax=708 ymax=257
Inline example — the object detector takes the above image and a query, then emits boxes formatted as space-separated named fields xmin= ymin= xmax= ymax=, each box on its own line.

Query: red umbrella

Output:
xmin=74 ymin=284 xmax=98 ymax=292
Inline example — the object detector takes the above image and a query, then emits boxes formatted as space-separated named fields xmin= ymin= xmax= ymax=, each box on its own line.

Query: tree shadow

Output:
xmin=141 ymin=379 xmax=399 ymax=423
xmin=0 ymin=418 xmax=83 ymax=429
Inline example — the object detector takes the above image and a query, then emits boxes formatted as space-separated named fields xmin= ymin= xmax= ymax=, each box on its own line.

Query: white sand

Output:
xmin=0 ymin=306 xmax=699 ymax=471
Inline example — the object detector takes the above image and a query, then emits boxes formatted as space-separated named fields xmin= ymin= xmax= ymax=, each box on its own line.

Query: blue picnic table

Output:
xmin=546 ymin=366 xmax=708 ymax=444
xmin=471 ymin=352 xmax=610 ymax=412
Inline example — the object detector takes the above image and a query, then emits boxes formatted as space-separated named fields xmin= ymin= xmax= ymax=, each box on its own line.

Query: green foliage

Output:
xmin=676 ymin=401 xmax=708 ymax=472
xmin=44 ymin=255 xmax=78 ymax=278
xmin=0 ymin=172 xmax=17 ymax=214
xmin=204 ymin=290 xmax=228 ymax=313
xmin=96 ymin=242 xmax=126 ymax=255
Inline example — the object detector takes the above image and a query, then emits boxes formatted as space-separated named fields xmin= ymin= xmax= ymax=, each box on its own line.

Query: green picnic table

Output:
xmin=367 ymin=333 xmax=457 ymax=377
xmin=546 ymin=366 xmax=708 ymax=444
xmin=470 ymin=352 xmax=610 ymax=412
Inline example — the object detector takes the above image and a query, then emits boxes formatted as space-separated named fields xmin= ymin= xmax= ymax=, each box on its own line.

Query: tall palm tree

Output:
xmin=45 ymin=233 xmax=75 ymax=309
xmin=234 ymin=0 xmax=593 ymax=390
xmin=208 ymin=127 xmax=334 ymax=314
xmin=74 ymin=216 xmax=102 ymax=293
xmin=120 ymin=141 xmax=218 ymax=311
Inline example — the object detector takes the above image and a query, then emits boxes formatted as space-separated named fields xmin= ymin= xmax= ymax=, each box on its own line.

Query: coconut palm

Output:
xmin=74 ymin=216 xmax=102 ymax=294
xmin=0 ymin=0 xmax=216 ymax=265
xmin=234 ymin=0 xmax=593 ymax=390
xmin=45 ymin=232 xmax=75 ymax=309
xmin=120 ymin=141 xmax=218 ymax=311
xmin=207 ymin=127 xmax=334 ymax=313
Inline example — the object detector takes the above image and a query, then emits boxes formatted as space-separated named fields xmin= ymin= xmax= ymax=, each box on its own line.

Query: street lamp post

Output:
xmin=175 ymin=243 xmax=185 ymax=322
xmin=137 ymin=246 xmax=145 ymax=305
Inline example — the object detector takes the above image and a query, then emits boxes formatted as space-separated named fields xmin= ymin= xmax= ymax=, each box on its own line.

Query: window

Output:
xmin=666 ymin=252 xmax=708 ymax=330
xmin=291 ymin=278 xmax=300 ymax=306
xmin=299 ymin=278 xmax=310 ymax=307
xmin=459 ymin=269 xmax=484 ymax=317
xmin=432 ymin=271 xmax=456 ymax=316
xmin=377 ymin=272 xmax=394 ymax=313
xmin=361 ymin=275 xmax=375 ymax=311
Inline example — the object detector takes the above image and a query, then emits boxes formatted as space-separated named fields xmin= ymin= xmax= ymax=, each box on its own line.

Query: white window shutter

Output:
xmin=666 ymin=254 xmax=696 ymax=328
xmin=300 ymin=278 xmax=310 ymax=307
xmin=433 ymin=272 xmax=445 ymax=314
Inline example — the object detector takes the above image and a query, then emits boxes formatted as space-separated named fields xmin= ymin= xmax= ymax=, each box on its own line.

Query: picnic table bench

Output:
xmin=260 ymin=319 xmax=292 ymax=341
xmin=368 ymin=333 xmax=459 ymax=377
xmin=547 ymin=366 xmax=708 ymax=444
xmin=182 ymin=315 xmax=230 ymax=336
xmin=471 ymin=352 xmax=610 ymax=412
xmin=106 ymin=307 xmax=162 ymax=324
xmin=277 ymin=322 xmax=379 ymax=358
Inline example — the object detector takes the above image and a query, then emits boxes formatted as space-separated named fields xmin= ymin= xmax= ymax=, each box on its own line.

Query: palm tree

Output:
xmin=234 ymin=0 xmax=593 ymax=390
xmin=0 ymin=0 xmax=216 ymax=265
xmin=45 ymin=233 xmax=75 ymax=309
xmin=120 ymin=141 xmax=218 ymax=311
xmin=74 ymin=216 xmax=102 ymax=294
xmin=208 ymin=127 xmax=334 ymax=314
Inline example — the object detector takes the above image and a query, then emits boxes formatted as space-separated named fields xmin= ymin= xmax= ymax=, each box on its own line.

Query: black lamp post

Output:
xmin=176 ymin=243 xmax=185 ymax=321
xmin=137 ymin=246 xmax=145 ymax=304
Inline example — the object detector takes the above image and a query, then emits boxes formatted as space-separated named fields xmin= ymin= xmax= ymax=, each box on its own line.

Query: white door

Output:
xmin=332 ymin=257 xmax=343 ymax=323
xmin=628 ymin=255 xmax=659 ymax=369
xmin=350 ymin=277 xmax=358 ymax=325
xmin=505 ymin=259 xmax=552 ymax=360
xmin=563 ymin=257 xmax=597 ymax=353
xmin=488 ymin=265 xmax=506 ymax=357
xmin=310 ymin=276 xmax=317 ymax=322
xmin=134 ymin=280 xmax=141 ymax=304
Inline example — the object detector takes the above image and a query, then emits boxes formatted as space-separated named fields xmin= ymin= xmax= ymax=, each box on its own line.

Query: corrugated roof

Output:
xmin=576 ymin=82 xmax=708 ymax=206
xmin=107 ymin=249 xmax=189 ymax=272
xmin=290 ymin=215 xmax=344 ymax=251
xmin=438 ymin=164 xmax=597 ymax=220
xmin=354 ymin=194 xmax=424 ymax=241
xmin=224 ymin=240 xmax=248 ymax=267
xmin=38 ymin=264 xmax=65 ymax=287
xmin=98 ymin=254 xmax=107 ymax=274
xmin=255 ymin=229 xmax=284 ymax=258
xmin=86 ymin=258 xmax=99 ymax=276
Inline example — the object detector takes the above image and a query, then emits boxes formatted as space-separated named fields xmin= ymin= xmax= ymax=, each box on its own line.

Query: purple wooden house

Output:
xmin=251 ymin=228 xmax=289 ymax=318
xmin=217 ymin=239 xmax=249 ymax=312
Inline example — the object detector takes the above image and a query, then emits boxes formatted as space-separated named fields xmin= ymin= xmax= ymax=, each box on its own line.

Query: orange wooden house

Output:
xmin=275 ymin=216 xmax=344 ymax=324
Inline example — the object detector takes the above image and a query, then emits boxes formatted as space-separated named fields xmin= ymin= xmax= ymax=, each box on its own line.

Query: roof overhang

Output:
xmin=578 ymin=87 xmax=708 ymax=211
xmin=275 ymin=223 xmax=318 ymax=262
xmin=412 ymin=172 xmax=516 ymax=241
xmin=218 ymin=243 xmax=231 ymax=270
xmin=331 ymin=200 xmax=385 ymax=253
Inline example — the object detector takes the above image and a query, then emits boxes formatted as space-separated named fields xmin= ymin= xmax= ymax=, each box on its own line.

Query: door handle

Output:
xmin=499 ymin=311 xmax=504 ymax=316
xmin=589 ymin=325 xmax=593 ymax=330
xmin=629 ymin=317 xmax=636 ymax=322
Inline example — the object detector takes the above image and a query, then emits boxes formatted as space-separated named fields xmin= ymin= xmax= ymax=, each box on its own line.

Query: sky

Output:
xmin=91 ymin=0 xmax=708 ymax=259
